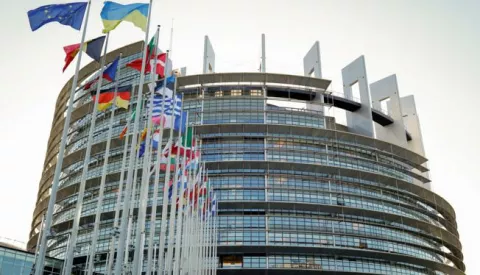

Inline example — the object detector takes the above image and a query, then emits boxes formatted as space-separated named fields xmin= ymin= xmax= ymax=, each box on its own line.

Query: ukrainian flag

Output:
xmin=100 ymin=1 xmax=149 ymax=33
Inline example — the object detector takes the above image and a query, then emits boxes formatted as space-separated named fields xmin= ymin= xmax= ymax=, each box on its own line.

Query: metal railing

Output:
xmin=326 ymin=90 xmax=390 ymax=116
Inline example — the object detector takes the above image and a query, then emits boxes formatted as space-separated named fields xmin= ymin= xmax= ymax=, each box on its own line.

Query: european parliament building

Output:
xmin=28 ymin=37 xmax=465 ymax=274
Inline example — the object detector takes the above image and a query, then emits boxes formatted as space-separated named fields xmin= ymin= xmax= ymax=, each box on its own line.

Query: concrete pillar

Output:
xmin=303 ymin=41 xmax=322 ymax=78
xmin=401 ymin=95 xmax=431 ymax=190
xmin=303 ymin=41 xmax=325 ymax=116
xmin=342 ymin=56 xmax=374 ymax=137
xmin=261 ymin=34 xmax=266 ymax=73
xmin=203 ymin=35 xmax=215 ymax=74
xmin=370 ymin=74 xmax=407 ymax=147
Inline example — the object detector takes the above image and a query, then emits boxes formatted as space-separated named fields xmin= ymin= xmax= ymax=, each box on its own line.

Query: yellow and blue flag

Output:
xmin=27 ymin=2 xmax=87 ymax=31
xmin=100 ymin=1 xmax=149 ymax=33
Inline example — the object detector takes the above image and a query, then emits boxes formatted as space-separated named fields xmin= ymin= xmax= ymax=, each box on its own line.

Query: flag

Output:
xmin=186 ymin=156 xmax=199 ymax=171
xmin=148 ymin=75 xmax=175 ymax=97
xmin=150 ymin=140 xmax=176 ymax=173
xmin=168 ymin=178 xmax=188 ymax=200
xmin=119 ymin=110 xmax=135 ymax=139
xmin=181 ymin=127 xmax=195 ymax=148
xmin=174 ymin=111 xmax=188 ymax=133
xmin=199 ymin=175 xmax=209 ymax=198
xmin=84 ymin=56 xmax=120 ymax=89
xmin=150 ymin=94 xmax=165 ymax=126
xmin=150 ymin=93 xmax=183 ymax=129
xmin=139 ymin=127 xmax=148 ymax=142
xmin=138 ymin=141 xmax=146 ymax=158
xmin=119 ymin=100 xmax=142 ymax=139
xmin=156 ymin=139 xmax=176 ymax=171
xmin=150 ymin=53 xmax=167 ymax=76
xmin=63 ymin=36 xmax=106 ymax=72
xmin=127 ymin=53 xmax=167 ymax=77
xmin=189 ymin=183 xmax=199 ymax=204
xmin=162 ymin=95 xmax=186 ymax=132
xmin=126 ymin=34 xmax=168 ymax=76
xmin=152 ymin=130 xmax=161 ymax=150
xmin=119 ymin=126 xmax=128 ymax=140
xmin=116 ymin=87 xmax=131 ymax=110
xmin=103 ymin=57 xmax=120 ymax=81
xmin=91 ymin=86 xmax=131 ymax=111
xmin=136 ymin=127 xmax=149 ymax=158
xmin=211 ymin=193 xmax=217 ymax=216
xmin=160 ymin=155 xmax=176 ymax=171
xmin=167 ymin=142 xmax=197 ymax=159
xmin=150 ymin=94 xmax=179 ymax=126
xmin=100 ymin=1 xmax=149 ymax=33
xmin=27 ymin=2 xmax=87 ymax=31
xmin=91 ymin=88 xmax=114 ymax=111
xmin=145 ymin=34 xmax=157 ymax=60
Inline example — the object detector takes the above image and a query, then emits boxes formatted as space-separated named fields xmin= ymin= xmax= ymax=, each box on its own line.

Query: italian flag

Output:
xmin=146 ymin=34 xmax=156 ymax=60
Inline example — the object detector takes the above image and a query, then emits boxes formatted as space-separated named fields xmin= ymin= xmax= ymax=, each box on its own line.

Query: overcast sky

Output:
xmin=0 ymin=0 xmax=478 ymax=273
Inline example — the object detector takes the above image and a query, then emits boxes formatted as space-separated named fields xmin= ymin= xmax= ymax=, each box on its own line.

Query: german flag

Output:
xmin=91 ymin=85 xmax=131 ymax=111
xmin=115 ymin=86 xmax=131 ymax=110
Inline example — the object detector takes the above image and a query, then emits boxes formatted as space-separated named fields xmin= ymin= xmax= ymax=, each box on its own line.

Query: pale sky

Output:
xmin=0 ymin=0 xmax=478 ymax=273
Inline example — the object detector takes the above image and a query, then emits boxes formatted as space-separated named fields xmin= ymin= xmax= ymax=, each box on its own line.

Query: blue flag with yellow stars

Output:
xmin=27 ymin=2 xmax=87 ymax=31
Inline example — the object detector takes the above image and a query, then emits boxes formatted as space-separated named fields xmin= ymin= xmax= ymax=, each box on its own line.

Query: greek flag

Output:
xmin=150 ymin=94 xmax=186 ymax=132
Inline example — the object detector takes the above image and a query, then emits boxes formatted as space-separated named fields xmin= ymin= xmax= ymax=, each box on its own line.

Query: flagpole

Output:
xmin=209 ymin=193 xmax=214 ymax=275
xmin=124 ymin=118 xmax=146 ymax=272
xmin=191 ymin=142 xmax=202 ymax=275
xmin=208 ymin=200 xmax=212 ymax=275
xmin=210 ymin=192 xmax=216 ymax=275
xmin=205 ymin=195 xmax=211 ymax=275
xmin=157 ymin=77 xmax=178 ymax=275
xmin=214 ymin=198 xmax=218 ymax=275
xmin=165 ymin=102 xmax=185 ymax=274
xmin=130 ymin=117 xmax=150 ymax=274
xmin=198 ymin=182 xmax=205 ymax=275
xmin=63 ymin=30 xmax=110 ymax=274
xmin=34 ymin=1 xmax=92 ymax=275
xmin=106 ymin=99 xmax=133 ymax=275
xmin=86 ymin=52 xmax=121 ymax=275
xmin=205 ymin=170 xmax=212 ymax=275
xmin=32 ymin=213 xmax=45 ymax=274
xmin=180 ymin=127 xmax=195 ymax=274
xmin=200 ymin=165 xmax=208 ymax=275
xmin=114 ymin=0 xmax=154 ymax=273
xmin=169 ymin=117 xmax=187 ymax=275
xmin=153 ymin=242 xmax=158 ymax=272
xmin=204 ymin=170 xmax=211 ymax=275
xmin=190 ymin=132 xmax=200 ymax=274
xmin=196 ymin=164 xmax=203 ymax=275
xmin=194 ymin=164 xmax=204 ymax=275
xmin=204 ymin=198 xmax=209 ymax=275
xmin=146 ymin=49 xmax=170 ymax=275
xmin=181 ymin=138 xmax=193 ymax=275
xmin=191 ymin=163 xmax=203 ymax=275
xmin=173 ymin=113 xmax=189 ymax=275
xmin=187 ymin=164 xmax=199 ymax=275
xmin=131 ymin=23 xmax=161 ymax=274
xmin=209 ymin=192 xmax=217 ymax=275
xmin=156 ymin=20 xmax=175 ymax=274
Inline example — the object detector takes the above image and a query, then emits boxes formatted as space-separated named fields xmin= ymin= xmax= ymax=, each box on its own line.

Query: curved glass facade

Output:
xmin=0 ymin=244 xmax=62 ymax=275
xmin=29 ymin=43 xmax=464 ymax=275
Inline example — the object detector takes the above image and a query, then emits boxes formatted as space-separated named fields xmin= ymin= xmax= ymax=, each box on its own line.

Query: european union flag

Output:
xmin=27 ymin=2 xmax=88 ymax=31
